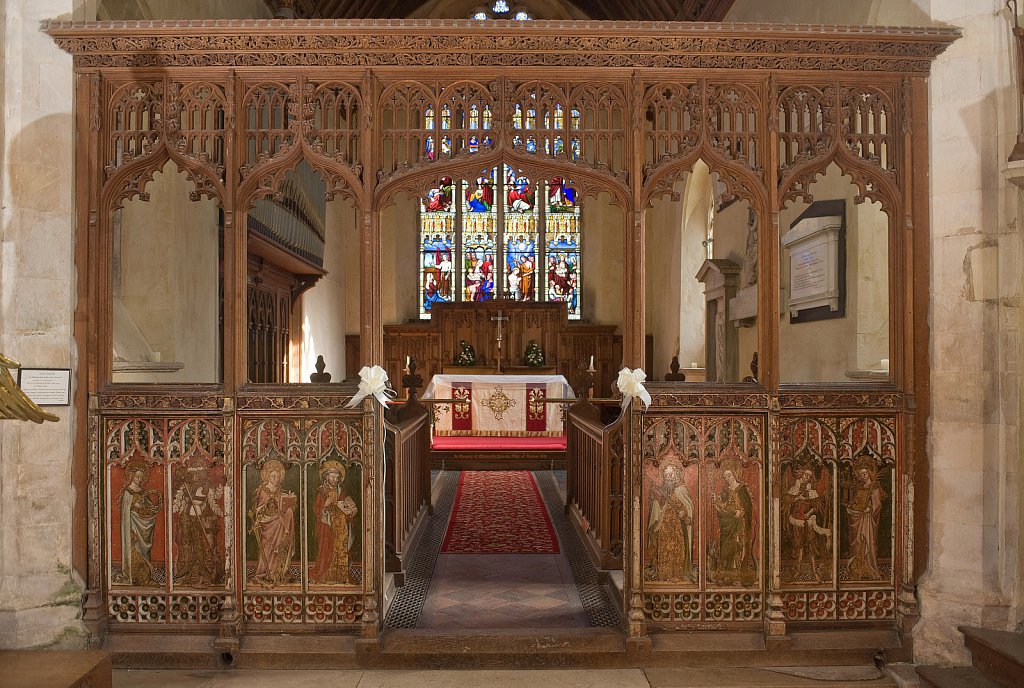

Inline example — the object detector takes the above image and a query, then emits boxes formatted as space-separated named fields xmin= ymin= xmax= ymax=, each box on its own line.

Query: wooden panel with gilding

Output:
xmin=640 ymin=414 xmax=766 ymax=625
xmin=103 ymin=414 xmax=229 ymax=624
xmin=238 ymin=411 xmax=369 ymax=626
xmin=773 ymin=415 xmax=899 ymax=623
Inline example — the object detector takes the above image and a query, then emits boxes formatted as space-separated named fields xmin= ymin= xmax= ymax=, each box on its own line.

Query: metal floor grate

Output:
xmin=534 ymin=470 xmax=622 ymax=628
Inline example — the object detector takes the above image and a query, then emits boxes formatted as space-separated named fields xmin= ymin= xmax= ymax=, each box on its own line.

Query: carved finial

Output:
xmin=742 ymin=352 xmax=758 ymax=383
xmin=665 ymin=355 xmax=686 ymax=381
xmin=310 ymin=355 xmax=331 ymax=383
xmin=402 ymin=357 xmax=424 ymax=398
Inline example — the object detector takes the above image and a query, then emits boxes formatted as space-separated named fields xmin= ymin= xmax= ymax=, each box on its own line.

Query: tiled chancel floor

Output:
xmin=416 ymin=552 xmax=590 ymax=629
xmin=388 ymin=470 xmax=617 ymax=630
xmin=417 ymin=470 xmax=589 ymax=629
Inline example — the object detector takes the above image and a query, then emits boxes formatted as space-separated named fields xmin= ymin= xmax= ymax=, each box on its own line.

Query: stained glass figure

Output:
xmin=492 ymin=0 xmax=510 ymax=12
xmin=504 ymin=166 xmax=538 ymax=302
xmin=420 ymin=177 xmax=455 ymax=317
xmin=463 ymin=169 xmax=498 ymax=302
xmin=546 ymin=177 xmax=581 ymax=318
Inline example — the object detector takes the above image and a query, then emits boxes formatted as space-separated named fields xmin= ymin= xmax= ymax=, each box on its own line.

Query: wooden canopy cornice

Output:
xmin=46 ymin=20 xmax=958 ymax=73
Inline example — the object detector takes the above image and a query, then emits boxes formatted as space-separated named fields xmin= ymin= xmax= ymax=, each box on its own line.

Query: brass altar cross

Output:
xmin=491 ymin=310 xmax=509 ymax=373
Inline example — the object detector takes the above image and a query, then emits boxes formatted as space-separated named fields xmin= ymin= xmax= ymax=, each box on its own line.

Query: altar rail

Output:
xmin=384 ymin=396 xmax=432 ymax=582
xmin=566 ymin=399 xmax=626 ymax=570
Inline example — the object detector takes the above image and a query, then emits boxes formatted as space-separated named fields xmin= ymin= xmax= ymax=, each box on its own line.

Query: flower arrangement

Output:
xmin=454 ymin=340 xmax=477 ymax=366
xmin=524 ymin=339 xmax=545 ymax=367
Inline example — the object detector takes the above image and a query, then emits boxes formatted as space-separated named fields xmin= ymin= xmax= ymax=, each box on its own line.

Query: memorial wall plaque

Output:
xmin=780 ymin=200 xmax=846 ymax=324
xmin=18 ymin=368 xmax=72 ymax=406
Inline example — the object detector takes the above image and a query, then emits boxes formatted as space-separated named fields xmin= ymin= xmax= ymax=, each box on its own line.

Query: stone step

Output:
xmin=646 ymin=665 xmax=894 ymax=687
xmin=0 ymin=650 xmax=111 ymax=688
xmin=112 ymin=667 xmax=895 ymax=688
xmin=916 ymin=666 xmax=1004 ymax=688
xmin=960 ymin=625 xmax=1024 ymax=688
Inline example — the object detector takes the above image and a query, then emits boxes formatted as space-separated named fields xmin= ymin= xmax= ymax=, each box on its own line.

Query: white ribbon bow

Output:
xmin=615 ymin=367 xmax=652 ymax=411
xmin=345 ymin=365 xmax=396 ymax=409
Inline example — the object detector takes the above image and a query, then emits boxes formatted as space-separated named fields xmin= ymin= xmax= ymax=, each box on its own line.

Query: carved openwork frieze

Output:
xmin=648 ymin=390 xmax=771 ymax=409
xmin=778 ymin=391 xmax=903 ymax=409
xmin=99 ymin=392 xmax=224 ymax=412
xmin=235 ymin=390 xmax=362 ymax=411
xmin=48 ymin=21 xmax=958 ymax=73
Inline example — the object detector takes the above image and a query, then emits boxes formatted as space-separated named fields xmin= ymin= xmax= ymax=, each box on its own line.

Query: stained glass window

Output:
xmin=462 ymin=168 xmax=498 ymax=302
xmin=545 ymin=177 xmax=581 ymax=316
xmin=419 ymin=177 xmax=455 ymax=317
xmin=504 ymin=166 xmax=538 ymax=302
xmin=417 ymin=97 xmax=582 ymax=318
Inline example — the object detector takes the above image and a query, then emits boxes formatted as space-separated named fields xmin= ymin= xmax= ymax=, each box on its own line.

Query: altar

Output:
xmin=423 ymin=374 xmax=573 ymax=437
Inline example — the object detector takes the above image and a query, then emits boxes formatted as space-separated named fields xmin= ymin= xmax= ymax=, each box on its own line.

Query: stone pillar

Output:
xmin=915 ymin=0 xmax=1023 ymax=664
xmin=0 ymin=0 xmax=88 ymax=648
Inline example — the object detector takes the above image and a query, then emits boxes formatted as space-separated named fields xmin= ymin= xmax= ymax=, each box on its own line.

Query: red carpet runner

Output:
xmin=441 ymin=471 xmax=560 ymax=554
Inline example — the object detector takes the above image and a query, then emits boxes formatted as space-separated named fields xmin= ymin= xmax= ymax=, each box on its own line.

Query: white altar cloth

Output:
xmin=422 ymin=374 xmax=574 ymax=437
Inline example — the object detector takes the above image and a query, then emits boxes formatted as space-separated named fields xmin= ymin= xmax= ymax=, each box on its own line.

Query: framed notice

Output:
xmin=17 ymin=368 xmax=72 ymax=406
xmin=781 ymin=199 xmax=846 ymax=324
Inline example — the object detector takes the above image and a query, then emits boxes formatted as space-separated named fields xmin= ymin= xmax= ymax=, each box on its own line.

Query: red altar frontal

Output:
xmin=423 ymin=374 xmax=573 ymax=437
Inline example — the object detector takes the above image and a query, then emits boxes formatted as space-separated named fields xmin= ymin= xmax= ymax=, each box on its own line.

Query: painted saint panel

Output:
xmin=245 ymin=452 xmax=301 ymax=589
xmin=780 ymin=461 xmax=835 ymax=585
xmin=110 ymin=457 xmax=165 ymax=587
xmin=307 ymin=457 xmax=363 ymax=587
xmin=704 ymin=421 xmax=761 ymax=589
xmin=642 ymin=416 xmax=763 ymax=594
xmin=170 ymin=458 xmax=226 ymax=588
xmin=643 ymin=425 xmax=700 ymax=586
xmin=839 ymin=446 xmax=892 ymax=584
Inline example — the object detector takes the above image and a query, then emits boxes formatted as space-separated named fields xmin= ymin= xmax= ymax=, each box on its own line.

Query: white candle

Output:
xmin=691 ymin=362 xmax=698 ymax=369
xmin=589 ymin=355 xmax=595 ymax=370
xmin=880 ymin=358 xmax=889 ymax=371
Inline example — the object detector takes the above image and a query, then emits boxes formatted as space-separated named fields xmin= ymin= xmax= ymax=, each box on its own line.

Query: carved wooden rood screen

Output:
xmin=49 ymin=19 xmax=956 ymax=659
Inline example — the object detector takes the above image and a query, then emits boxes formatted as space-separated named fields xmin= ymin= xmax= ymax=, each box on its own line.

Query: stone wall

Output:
xmin=915 ymin=1 xmax=1022 ymax=664
xmin=0 ymin=0 xmax=86 ymax=649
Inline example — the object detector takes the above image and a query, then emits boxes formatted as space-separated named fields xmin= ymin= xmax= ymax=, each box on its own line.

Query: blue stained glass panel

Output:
xmin=546 ymin=178 xmax=581 ymax=318
xmin=419 ymin=177 xmax=456 ymax=318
